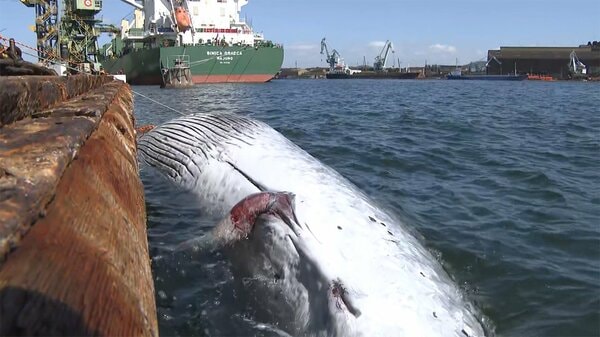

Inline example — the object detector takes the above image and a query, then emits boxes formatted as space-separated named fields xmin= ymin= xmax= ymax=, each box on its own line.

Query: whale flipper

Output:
xmin=175 ymin=233 xmax=218 ymax=256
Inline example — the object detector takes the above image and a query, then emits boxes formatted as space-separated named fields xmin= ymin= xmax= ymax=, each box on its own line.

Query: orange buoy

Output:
xmin=175 ymin=7 xmax=192 ymax=32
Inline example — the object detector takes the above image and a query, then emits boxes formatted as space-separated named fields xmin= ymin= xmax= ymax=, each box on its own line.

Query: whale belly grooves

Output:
xmin=137 ymin=113 xmax=490 ymax=337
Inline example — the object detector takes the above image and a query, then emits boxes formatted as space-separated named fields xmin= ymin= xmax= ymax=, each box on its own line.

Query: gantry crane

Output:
xmin=373 ymin=40 xmax=394 ymax=71
xmin=21 ymin=0 xmax=119 ymax=73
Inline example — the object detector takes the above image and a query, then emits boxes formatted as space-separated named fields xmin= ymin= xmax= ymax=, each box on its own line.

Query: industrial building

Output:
xmin=486 ymin=43 xmax=600 ymax=79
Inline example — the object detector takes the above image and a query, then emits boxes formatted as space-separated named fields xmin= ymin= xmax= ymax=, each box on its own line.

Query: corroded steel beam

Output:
xmin=0 ymin=76 xmax=157 ymax=336
xmin=0 ymin=75 xmax=115 ymax=127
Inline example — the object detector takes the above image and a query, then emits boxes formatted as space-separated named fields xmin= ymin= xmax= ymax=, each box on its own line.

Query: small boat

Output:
xmin=446 ymin=69 xmax=527 ymax=81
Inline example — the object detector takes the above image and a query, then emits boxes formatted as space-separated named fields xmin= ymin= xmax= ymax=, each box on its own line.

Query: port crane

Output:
xmin=320 ymin=37 xmax=343 ymax=70
xmin=373 ymin=40 xmax=394 ymax=71
xmin=20 ymin=0 xmax=59 ymax=61
xmin=21 ymin=0 xmax=119 ymax=73
xmin=568 ymin=50 xmax=587 ymax=77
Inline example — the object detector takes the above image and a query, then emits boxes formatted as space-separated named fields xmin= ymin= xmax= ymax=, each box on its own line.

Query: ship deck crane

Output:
xmin=373 ymin=40 xmax=394 ymax=71
xmin=120 ymin=0 xmax=144 ymax=10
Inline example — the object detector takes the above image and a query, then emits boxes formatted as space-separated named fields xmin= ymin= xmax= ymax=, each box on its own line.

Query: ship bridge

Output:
xmin=125 ymin=0 xmax=260 ymax=47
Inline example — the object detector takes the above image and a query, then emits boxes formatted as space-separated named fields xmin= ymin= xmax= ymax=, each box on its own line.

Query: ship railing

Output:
xmin=254 ymin=40 xmax=282 ymax=48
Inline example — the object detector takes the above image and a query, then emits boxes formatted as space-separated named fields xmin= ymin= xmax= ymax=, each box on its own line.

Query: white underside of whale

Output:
xmin=138 ymin=113 xmax=488 ymax=337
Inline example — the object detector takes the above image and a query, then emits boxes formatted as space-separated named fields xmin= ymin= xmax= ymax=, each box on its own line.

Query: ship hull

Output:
xmin=446 ymin=74 xmax=527 ymax=81
xmin=102 ymin=45 xmax=284 ymax=85
xmin=326 ymin=71 xmax=420 ymax=79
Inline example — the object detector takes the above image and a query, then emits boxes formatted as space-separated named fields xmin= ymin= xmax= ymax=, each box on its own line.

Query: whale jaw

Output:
xmin=210 ymin=192 xmax=359 ymax=337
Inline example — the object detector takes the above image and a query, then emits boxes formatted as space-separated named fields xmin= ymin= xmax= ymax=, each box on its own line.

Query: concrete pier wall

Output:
xmin=0 ymin=75 xmax=157 ymax=336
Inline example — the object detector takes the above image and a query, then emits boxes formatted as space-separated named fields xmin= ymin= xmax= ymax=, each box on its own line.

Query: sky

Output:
xmin=1 ymin=0 xmax=599 ymax=68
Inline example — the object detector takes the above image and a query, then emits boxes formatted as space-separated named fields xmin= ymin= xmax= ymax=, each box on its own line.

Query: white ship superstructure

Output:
xmin=119 ymin=0 xmax=264 ymax=47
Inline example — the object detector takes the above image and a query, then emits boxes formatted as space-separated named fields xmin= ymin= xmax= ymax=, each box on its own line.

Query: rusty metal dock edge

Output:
xmin=0 ymin=75 xmax=158 ymax=336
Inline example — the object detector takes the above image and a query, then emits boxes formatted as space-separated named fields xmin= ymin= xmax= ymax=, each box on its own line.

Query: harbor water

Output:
xmin=133 ymin=79 xmax=599 ymax=337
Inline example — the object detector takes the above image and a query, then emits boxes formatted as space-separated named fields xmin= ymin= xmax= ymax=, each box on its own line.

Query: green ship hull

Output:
xmin=101 ymin=45 xmax=284 ymax=85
